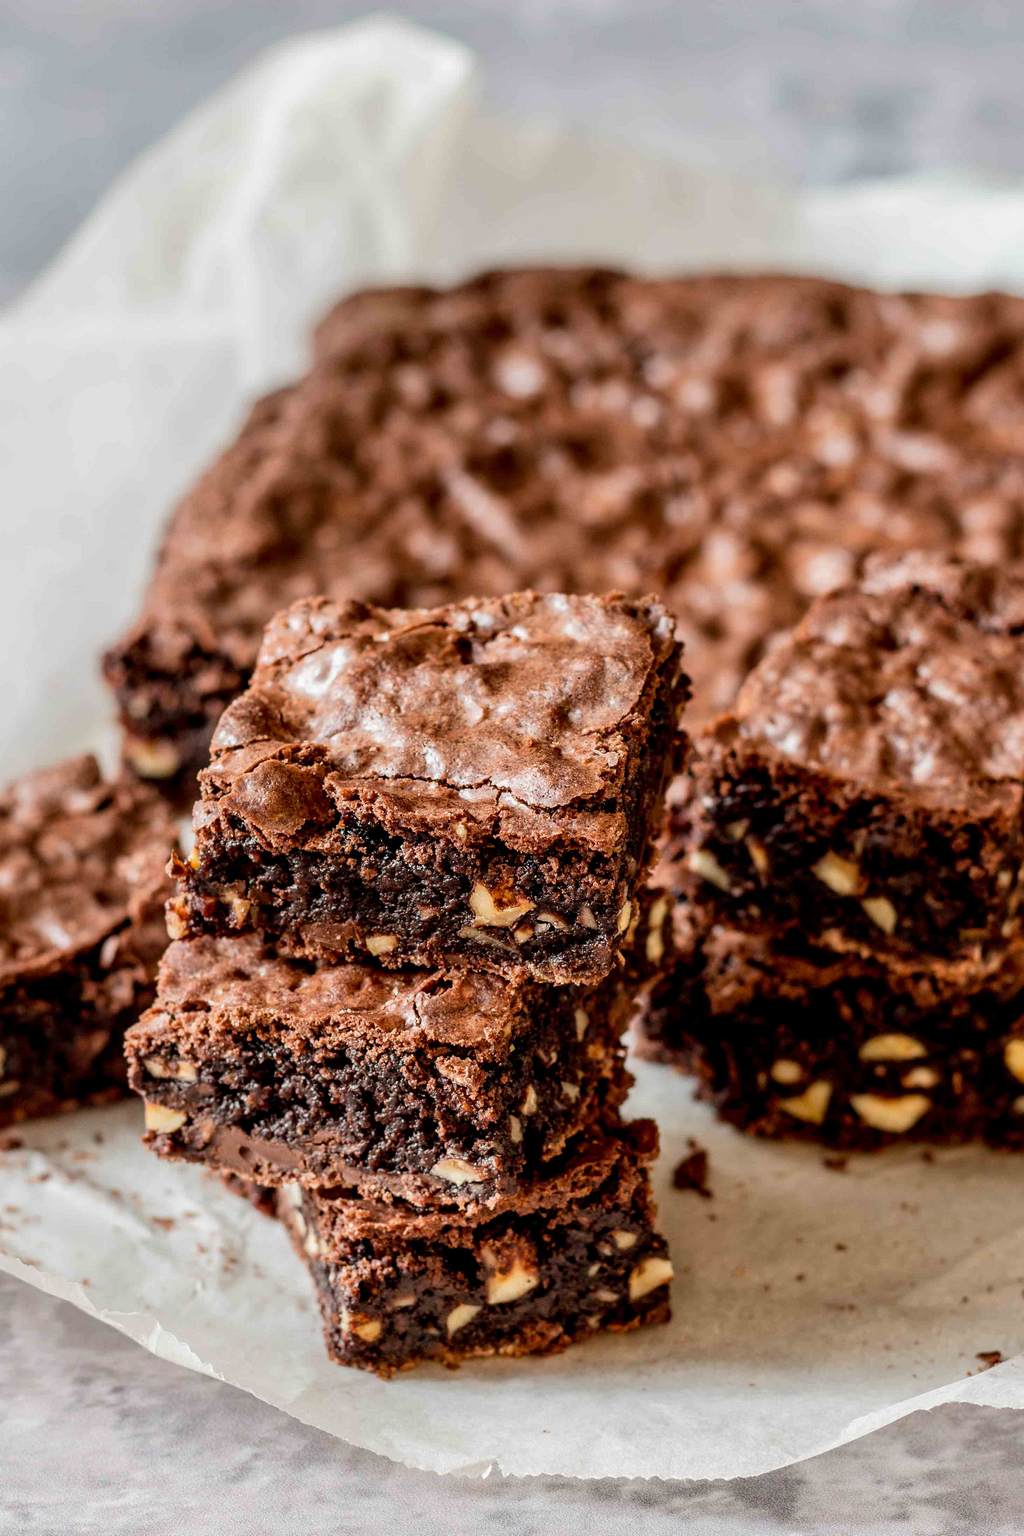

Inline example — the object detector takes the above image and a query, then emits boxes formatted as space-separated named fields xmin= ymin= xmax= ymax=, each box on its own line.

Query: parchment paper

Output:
xmin=3 ymin=13 xmax=1024 ymax=1482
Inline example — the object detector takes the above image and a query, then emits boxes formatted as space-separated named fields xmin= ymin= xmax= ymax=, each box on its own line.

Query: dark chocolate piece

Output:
xmin=127 ymin=932 xmax=636 ymax=1207
xmin=105 ymin=271 xmax=1024 ymax=794
xmin=0 ymin=755 xmax=175 ymax=1125
xmin=683 ymin=554 xmax=1024 ymax=974
xmin=636 ymin=902 xmax=1024 ymax=1149
xmin=277 ymin=1118 xmax=672 ymax=1375
xmin=171 ymin=591 xmax=686 ymax=985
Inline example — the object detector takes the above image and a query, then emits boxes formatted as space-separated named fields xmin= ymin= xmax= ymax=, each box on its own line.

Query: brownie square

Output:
xmin=172 ymin=591 xmax=686 ymax=984
xmin=126 ymin=932 xmax=638 ymax=1208
xmin=0 ymin=755 xmax=175 ymax=1125
xmin=636 ymin=904 xmax=1024 ymax=1149
xmin=684 ymin=554 xmax=1024 ymax=973
xmin=276 ymin=1118 xmax=672 ymax=1375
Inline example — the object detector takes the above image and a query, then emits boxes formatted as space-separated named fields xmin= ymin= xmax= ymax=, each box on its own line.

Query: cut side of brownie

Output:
xmin=277 ymin=1118 xmax=672 ymax=1375
xmin=0 ymin=755 xmax=176 ymax=1125
xmin=104 ymin=270 xmax=1024 ymax=796
xmin=126 ymin=932 xmax=637 ymax=1208
xmin=171 ymin=591 xmax=686 ymax=985
xmin=684 ymin=554 xmax=1024 ymax=974
xmin=636 ymin=902 xmax=1024 ymax=1149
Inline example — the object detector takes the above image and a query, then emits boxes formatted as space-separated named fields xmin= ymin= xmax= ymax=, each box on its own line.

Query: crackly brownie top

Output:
xmin=200 ymin=590 xmax=682 ymax=844
xmin=0 ymin=755 xmax=177 ymax=984
xmin=713 ymin=555 xmax=1024 ymax=806
xmin=135 ymin=933 xmax=594 ymax=1056
xmin=111 ymin=269 xmax=1024 ymax=731
xmin=300 ymin=1117 xmax=658 ymax=1245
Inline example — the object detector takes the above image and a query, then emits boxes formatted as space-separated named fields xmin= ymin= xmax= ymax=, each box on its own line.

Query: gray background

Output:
xmin=3 ymin=2 xmax=1024 ymax=1531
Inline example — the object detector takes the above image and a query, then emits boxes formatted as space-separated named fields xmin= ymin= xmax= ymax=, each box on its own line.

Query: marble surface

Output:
xmin=3 ymin=2 xmax=1024 ymax=1530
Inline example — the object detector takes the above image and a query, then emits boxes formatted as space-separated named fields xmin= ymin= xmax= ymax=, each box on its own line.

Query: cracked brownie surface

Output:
xmin=172 ymin=590 xmax=686 ymax=984
xmin=104 ymin=269 xmax=1024 ymax=793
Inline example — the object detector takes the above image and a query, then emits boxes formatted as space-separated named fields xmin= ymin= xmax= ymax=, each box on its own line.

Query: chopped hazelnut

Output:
xmin=143 ymin=1056 xmax=199 ymax=1082
xmin=858 ymin=1033 xmax=926 ymax=1062
xmin=446 ymin=1302 xmax=480 ymax=1336
xmin=861 ymin=896 xmax=897 ymax=934
xmin=687 ymin=848 xmax=732 ymax=892
xmin=812 ymin=851 xmax=862 ymax=896
xmin=770 ymin=1058 xmax=804 ymax=1085
xmin=849 ymin=1092 xmax=931 ymax=1132
xmin=484 ymin=1258 xmax=538 ymax=1305
xmin=430 ymin=1157 xmax=486 ymax=1186
xmin=143 ymin=1102 xmax=187 ymax=1134
xmin=645 ymin=895 xmax=669 ymax=964
xmin=365 ymin=933 xmax=398 ymax=956
xmin=124 ymin=736 xmax=180 ymax=780
xmin=745 ymin=836 xmax=769 ymax=876
xmin=468 ymin=882 xmax=534 ymax=928
xmin=340 ymin=1310 xmax=381 ymax=1343
xmin=778 ymin=1080 xmax=832 ymax=1125
xmin=628 ymin=1256 xmax=674 ymax=1301
xmin=1004 ymin=1038 xmax=1024 ymax=1083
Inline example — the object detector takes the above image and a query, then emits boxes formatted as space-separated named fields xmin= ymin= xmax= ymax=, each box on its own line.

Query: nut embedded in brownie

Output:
xmin=105 ymin=270 xmax=1024 ymax=796
xmin=126 ymin=931 xmax=639 ymax=1208
xmin=635 ymin=902 xmax=1024 ymax=1149
xmin=0 ymin=755 xmax=176 ymax=1126
xmin=171 ymin=590 xmax=687 ymax=985
xmin=683 ymin=553 xmax=1024 ymax=974
xmin=277 ymin=1118 xmax=672 ymax=1375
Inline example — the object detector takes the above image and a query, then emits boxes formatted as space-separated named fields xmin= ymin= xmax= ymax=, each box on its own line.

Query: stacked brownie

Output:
xmin=646 ymin=552 xmax=1024 ymax=1148
xmin=127 ymin=589 xmax=687 ymax=1373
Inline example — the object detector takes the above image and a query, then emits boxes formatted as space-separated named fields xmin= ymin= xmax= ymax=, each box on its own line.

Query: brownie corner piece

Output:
xmin=277 ymin=1118 xmax=672 ymax=1376
xmin=0 ymin=754 xmax=176 ymax=1124
xmin=176 ymin=590 xmax=688 ymax=982
xmin=684 ymin=554 xmax=1024 ymax=970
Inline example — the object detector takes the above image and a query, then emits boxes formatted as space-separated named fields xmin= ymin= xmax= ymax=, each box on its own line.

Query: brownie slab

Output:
xmin=636 ymin=904 xmax=1024 ymax=1149
xmin=277 ymin=1118 xmax=672 ymax=1375
xmin=171 ymin=591 xmax=686 ymax=984
xmin=126 ymin=932 xmax=635 ymax=1207
xmin=105 ymin=270 xmax=1024 ymax=795
xmin=0 ymin=755 xmax=175 ymax=1125
xmin=684 ymin=554 xmax=1024 ymax=973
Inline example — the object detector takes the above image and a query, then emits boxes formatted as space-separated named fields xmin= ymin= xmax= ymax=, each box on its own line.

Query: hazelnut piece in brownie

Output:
xmin=684 ymin=554 xmax=1024 ymax=975
xmin=636 ymin=902 xmax=1024 ymax=1150
xmin=173 ymin=591 xmax=687 ymax=984
xmin=0 ymin=755 xmax=175 ymax=1125
xmin=126 ymin=932 xmax=635 ymax=1209
xmin=276 ymin=1119 xmax=671 ymax=1376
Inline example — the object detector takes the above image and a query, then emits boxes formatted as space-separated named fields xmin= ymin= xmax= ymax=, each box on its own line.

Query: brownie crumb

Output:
xmin=822 ymin=1155 xmax=848 ymax=1173
xmin=672 ymin=1139 xmax=711 ymax=1199
xmin=974 ymin=1350 xmax=1004 ymax=1372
